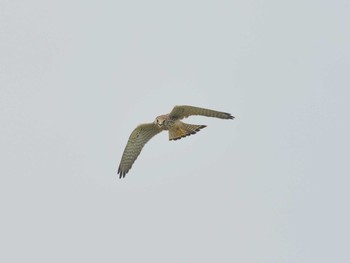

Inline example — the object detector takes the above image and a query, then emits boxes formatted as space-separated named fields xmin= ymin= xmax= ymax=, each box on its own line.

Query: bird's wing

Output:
xmin=118 ymin=123 xmax=162 ymax=178
xmin=168 ymin=105 xmax=234 ymax=120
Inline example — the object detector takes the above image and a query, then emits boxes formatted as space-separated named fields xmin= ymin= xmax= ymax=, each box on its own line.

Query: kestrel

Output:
xmin=117 ymin=105 xmax=234 ymax=178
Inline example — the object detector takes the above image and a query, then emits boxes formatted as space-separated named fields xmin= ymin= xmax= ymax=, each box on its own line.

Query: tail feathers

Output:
xmin=169 ymin=122 xmax=206 ymax=141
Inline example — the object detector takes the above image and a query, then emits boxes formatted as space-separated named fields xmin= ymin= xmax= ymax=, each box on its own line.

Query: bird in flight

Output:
xmin=117 ymin=105 xmax=234 ymax=178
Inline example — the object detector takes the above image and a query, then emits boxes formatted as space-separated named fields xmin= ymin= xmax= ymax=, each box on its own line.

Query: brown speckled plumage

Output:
xmin=117 ymin=105 xmax=234 ymax=178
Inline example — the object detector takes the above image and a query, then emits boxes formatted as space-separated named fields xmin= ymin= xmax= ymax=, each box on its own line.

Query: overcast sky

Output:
xmin=1 ymin=1 xmax=349 ymax=262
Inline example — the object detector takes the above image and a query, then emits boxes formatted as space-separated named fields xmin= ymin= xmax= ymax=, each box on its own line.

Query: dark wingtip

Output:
xmin=227 ymin=113 xmax=234 ymax=119
xmin=118 ymin=166 xmax=126 ymax=179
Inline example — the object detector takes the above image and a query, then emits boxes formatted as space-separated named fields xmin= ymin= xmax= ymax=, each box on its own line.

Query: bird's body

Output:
xmin=118 ymin=105 xmax=234 ymax=178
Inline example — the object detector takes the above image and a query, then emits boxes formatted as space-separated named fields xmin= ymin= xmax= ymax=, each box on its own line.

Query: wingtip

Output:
xmin=227 ymin=113 xmax=234 ymax=120
xmin=117 ymin=166 xmax=126 ymax=179
xmin=223 ymin=112 xmax=234 ymax=120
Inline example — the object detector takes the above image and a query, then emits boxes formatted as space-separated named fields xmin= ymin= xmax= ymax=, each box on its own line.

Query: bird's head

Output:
xmin=154 ymin=115 xmax=167 ymax=127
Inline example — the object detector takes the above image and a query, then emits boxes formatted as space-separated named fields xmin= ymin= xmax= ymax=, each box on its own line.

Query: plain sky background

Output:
xmin=1 ymin=0 xmax=349 ymax=262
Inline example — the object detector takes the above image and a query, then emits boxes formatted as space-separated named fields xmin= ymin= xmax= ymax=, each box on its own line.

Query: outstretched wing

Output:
xmin=118 ymin=123 xmax=162 ymax=178
xmin=168 ymin=105 xmax=234 ymax=120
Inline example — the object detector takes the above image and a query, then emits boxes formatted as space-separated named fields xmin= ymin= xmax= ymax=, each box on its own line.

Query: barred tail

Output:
xmin=169 ymin=122 xmax=206 ymax=141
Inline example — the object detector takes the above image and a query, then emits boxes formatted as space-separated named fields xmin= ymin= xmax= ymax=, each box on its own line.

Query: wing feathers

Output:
xmin=169 ymin=105 xmax=234 ymax=120
xmin=118 ymin=123 xmax=162 ymax=178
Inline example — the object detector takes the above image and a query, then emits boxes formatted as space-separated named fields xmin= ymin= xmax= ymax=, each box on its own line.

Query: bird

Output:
xmin=117 ymin=105 xmax=234 ymax=178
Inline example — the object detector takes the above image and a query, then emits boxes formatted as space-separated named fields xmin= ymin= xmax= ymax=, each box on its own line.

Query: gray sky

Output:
xmin=1 ymin=1 xmax=349 ymax=262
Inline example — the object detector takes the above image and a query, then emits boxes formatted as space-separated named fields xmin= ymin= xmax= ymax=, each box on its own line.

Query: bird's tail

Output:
xmin=169 ymin=121 xmax=206 ymax=141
